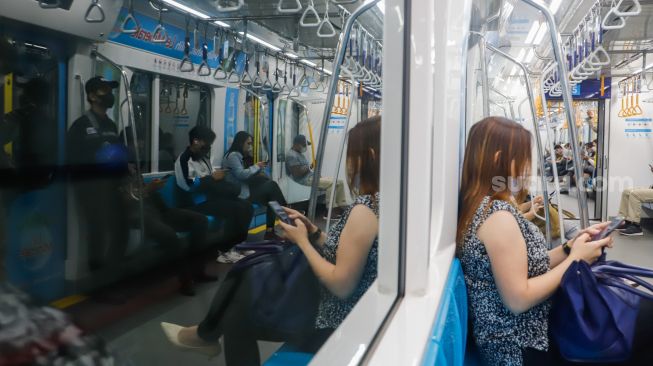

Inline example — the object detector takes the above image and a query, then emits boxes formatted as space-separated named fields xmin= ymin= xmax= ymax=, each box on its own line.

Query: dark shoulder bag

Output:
xmin=551 ymin=254 xmax=653 ymax=362
xmin=218 ymin=242 xmax=321 ymax=336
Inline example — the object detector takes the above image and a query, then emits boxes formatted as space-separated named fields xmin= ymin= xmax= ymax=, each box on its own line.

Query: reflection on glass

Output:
xmin=158 ymin=78 xmax=211 ymax=171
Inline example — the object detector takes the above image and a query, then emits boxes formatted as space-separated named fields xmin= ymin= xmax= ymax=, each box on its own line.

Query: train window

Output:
xmin=158 ymin=78 xmax=211 ymax=171
xmin=128 ymin=72 xmax=153 ymax=172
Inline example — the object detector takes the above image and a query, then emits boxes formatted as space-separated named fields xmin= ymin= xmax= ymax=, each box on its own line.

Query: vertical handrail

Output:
xmin=489 ymin=100 xmax=508 ymax=117
xmin=521 ymin=0 xmax=589 ymax=229
xmin=490 ymin=86 xmax=516 ymax=119
xmin=486 ymin=43 xmax=552 ymax=244
xmin=308 ymin=0 xmax=381 ymax=221
xmin=92 ymin=50 xmax=145 ymax=246
xmin=325 ymin=70 xmax=356 ymax=233
xmin=471 ymin=32 xmax=491 ymax=117
xmin=539 ymin=71 xmax=566 ymax=244
xmin=241 ymin=87 xmax=270 ymax=161
xmin=75 ymin=74 xmax=86 ymax=117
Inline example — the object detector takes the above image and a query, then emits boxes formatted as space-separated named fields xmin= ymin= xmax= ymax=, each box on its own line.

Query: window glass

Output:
xmin=158 ymin=78 xmax=211 ymax=171
xmin=1 ymin=39 xmax=65 ymax=300
xmin=128 ymin=72 xmax=153 ymax=173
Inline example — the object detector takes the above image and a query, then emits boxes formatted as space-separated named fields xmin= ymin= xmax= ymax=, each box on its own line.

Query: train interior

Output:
xmin=1 ymin=0 xmax=653 ymax=364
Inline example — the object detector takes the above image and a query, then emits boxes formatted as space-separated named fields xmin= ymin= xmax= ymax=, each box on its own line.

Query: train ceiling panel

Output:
xmin=0 ymin=0 xmax=123 ymax=42
xmin=154 ymin=0 xmax=383 ymax=52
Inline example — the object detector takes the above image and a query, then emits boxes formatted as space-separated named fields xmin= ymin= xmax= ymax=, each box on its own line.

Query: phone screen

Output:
xmin=593 ymin=216 xmax=624 ymax=241
xmin=268 ymin=201 xmax=294 ymax=225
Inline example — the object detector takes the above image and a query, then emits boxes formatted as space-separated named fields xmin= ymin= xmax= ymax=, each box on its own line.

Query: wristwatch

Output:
xmin=562 ymin=241 xmax=572 ymax=255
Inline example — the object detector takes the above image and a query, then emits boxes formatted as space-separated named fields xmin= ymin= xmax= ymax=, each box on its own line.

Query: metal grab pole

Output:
xmin=489 ymin=100 xmax=508 ymax=117
xmin=486 ymin=43 xmax=552 ymax=245
xmin=326 ymin=69 xmax=357 ymax=233
xmin=539 ymin=72 xmax=566 ymax=243
xmin=490 ymin=86 xmax=516 ymax=119
xmin=521 ymin=0 xmax=589 ymax=229
xmin=308 ymin=0 xmax=380 ymax=221
xmin=518 ymin=97 xmax=529 ymax=121
xmin=92 ymin=50 xmax=145 ymax=246
xmin=470 ymin=32 xmax=491 ymax=117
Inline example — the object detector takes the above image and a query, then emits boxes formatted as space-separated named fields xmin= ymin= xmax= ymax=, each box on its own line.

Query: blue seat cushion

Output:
xmin=263 ymin=344 xmax=313 ymax=366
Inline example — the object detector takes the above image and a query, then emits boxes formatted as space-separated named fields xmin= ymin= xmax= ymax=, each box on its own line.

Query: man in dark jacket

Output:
xmin=67 ymin=76 xmax=128 ymax=271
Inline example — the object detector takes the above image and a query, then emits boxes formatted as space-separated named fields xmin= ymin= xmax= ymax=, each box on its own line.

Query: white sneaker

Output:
xmin=216 ymin=250 xmax=245 ymax=263
xmin=239 ymin=250 xmax=256 ymax=256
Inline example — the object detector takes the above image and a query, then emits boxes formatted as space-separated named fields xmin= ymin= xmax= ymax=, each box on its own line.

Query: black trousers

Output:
xmin=190 ymin=197 xmax=253 ymax=251
xmin=196 ymin=273 xmax=330 ymax=366
xmin=74 ymin=179 xmax=128 ymax=270
xmin=523 ymin=299 xmax=653 ymax=366
xmin=135 ymin=197 xmax=209 ymax=280
xmin=248 ymin=180 xmax=287 ymax=229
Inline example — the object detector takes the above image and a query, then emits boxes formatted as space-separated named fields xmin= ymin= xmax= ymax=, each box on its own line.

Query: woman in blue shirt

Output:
xmin=222 ymin=131 xmax=287 ymax=239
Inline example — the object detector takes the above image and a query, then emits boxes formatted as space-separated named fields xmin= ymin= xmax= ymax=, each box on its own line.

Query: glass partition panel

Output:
xmin=128 ymin=72 xmax=152 ymax=173
xmin=158 ymin=77 xmax=211 ymax=171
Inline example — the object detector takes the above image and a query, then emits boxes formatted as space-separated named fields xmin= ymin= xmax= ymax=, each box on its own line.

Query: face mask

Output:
xmin=200 ymin=145 xmax=211 ymax=156
xmin=300 ymin=146 xmax=307 ymax=153
xmin=96 ymin=93 xmax=115 ymax=108
xmin=245 ymin=145 xmax=253 ymax=155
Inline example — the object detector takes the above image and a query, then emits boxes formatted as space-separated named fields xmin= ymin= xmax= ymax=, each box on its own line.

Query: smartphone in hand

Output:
xmin=269 ymin=201 xmax=294 ymax=225
xmin=592 ymin=216 xmax=624 ymax=241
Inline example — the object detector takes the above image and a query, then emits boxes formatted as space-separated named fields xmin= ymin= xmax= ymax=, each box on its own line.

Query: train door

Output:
xmin=1 ymin=33 xmax=68 ymax=303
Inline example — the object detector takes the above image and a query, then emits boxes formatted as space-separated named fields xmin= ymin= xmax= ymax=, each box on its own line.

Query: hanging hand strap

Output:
xmin=272 ymin=55 xmax=282 ymax=93
xmin=121 ymin=0 xmax=140 ymax=34
xmin=300 ymin=0 xmax=321 ymax=27
xmin=241 ymin=55 xmax=253 ymax=86
xmin=85 ymin=0 xmax=105 ymax=23
xmin=614 ymin=0 xmax=641 ymax=17
xmin=180 ymin=17 xmax=194 ymax=72
xmin=602 ymin=7 xmax=626 ymax=30
xmin=152 ymin=8 xmax=168 ymax=43
xmin=317 ymin=0 xmax=336 ymax=38
xmin=277 ymin=0 xmax=302 ymax=13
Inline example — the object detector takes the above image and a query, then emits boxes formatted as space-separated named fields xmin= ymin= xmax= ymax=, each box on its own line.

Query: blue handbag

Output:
xmin=551 ymin=258 xmax=653 ymax=362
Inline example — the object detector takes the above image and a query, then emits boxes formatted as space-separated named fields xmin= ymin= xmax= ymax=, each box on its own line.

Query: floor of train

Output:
xmin=62 ymin=192 xmax=652 ymax=365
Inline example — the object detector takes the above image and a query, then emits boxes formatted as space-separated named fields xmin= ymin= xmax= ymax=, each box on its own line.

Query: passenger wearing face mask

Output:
xmin=223 ymin=131 xmax=287 ymax=240
xmin=286 ymin=134 xmax=349 ymax=215
xmin=67 ymin=77 xmax=129 ymax=272
xmin=175 ymin=126 xmax=254 ymax=264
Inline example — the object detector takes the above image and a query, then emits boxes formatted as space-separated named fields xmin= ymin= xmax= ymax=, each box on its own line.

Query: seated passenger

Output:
xmin=286 ymin=134 xmax=349 ymax=211
xmin=175 ymin=126 xmax=253 ymax=263
xmin=161 ymin=116 xmax=382 ymax=366
xmin=617 ymin=163 xmax=653 ymax=236
xmin=222 ymin=131 xmax=287 ymax=240
xmin=121 ymin=164 xmax=214 ymax=296
xmin=553 ymin=144 xmax=569 ymax=178
xmin=457 ymin=117 xmax=653 ymax=365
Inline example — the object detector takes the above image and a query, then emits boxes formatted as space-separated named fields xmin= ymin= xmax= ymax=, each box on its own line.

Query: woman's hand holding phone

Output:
xmin=567 ymin=221 xmax=617 ymax=263
xmin=283 ymin=207 xmax=318 ymax=234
